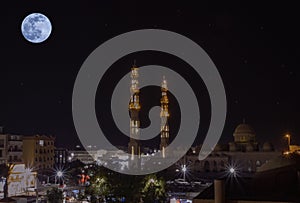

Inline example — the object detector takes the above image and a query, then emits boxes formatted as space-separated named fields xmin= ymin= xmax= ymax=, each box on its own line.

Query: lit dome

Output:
xmin=234 ymin=124 xmax=255 ymax=134
xmin=233 ymin=123 xmax=256 ymax=143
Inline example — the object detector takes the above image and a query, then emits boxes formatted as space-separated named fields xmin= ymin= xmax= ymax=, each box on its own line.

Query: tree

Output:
xmin=0 ymin=163 xmax=14 ymax=200
xmin=141 ymin=174 xmax=166 ymax=203
xmin=84 ymin=166 xmax=110 ymax=202
xmin=46 ymin=187 xmax=63 ymax=203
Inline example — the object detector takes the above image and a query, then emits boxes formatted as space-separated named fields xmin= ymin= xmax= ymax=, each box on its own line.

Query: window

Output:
xmin=0 ymin=139 xmax=4 ymax=147
xmin=39 ymin=140 xmax=44 ymax=146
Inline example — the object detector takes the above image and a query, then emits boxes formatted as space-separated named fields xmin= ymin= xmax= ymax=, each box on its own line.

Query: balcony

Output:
xmin=8 ymin=159 xmax=22 ymax=163
xmin=8 ymin=149 xmax=22 ymax=152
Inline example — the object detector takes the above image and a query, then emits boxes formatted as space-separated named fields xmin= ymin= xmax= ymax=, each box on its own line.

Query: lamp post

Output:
xmin=55 ymin=170 xmax=63 ymax=185
xmin=285 ymin=133 xmax=291 ymax=152
xmin=181 ymin=164 xmax=187 ymax=182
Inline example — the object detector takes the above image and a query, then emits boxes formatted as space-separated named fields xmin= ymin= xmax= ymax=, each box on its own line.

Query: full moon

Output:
xmin=21 ymin=13 xmax=52 ymax=43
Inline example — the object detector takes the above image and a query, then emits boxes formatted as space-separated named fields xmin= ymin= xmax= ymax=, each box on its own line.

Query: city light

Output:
xmin=53 ymin=166 xmax=69 ymax=185
xmin=285 ymin=133 xmax=291 ymax=152
xmin=57 ymin=171 xmax=63 ymax=178
xmin=224 ymin=162 xmax=240 ymax=178
xmin=181 ymin=164 xmax=188 ymax=181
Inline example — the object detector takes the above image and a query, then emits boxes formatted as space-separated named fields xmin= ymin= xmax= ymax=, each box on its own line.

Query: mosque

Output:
xmin=72 ymin=63 xmax=285 ymax=175
xmin=183 ymin=123 xmax=282 ymax=174
xmin=126 ymin=62 xmax=282 ymax=174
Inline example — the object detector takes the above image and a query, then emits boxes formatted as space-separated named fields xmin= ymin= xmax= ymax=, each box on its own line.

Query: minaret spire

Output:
xmin=160 ymin=76 xmax=170 ymax=158
xmin=128 ymin=61 xmax=141 ymax=160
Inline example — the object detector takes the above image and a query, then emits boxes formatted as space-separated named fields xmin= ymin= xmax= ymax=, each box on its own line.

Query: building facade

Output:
xmin=7 ymin=134 xmax=23 ymax=164
xmin=0 ymin=128 xmax=23 ymax=164
xmin=22 ymin=135 xmax=55 ymax=170
xmin=54 ymin=148 xmax=70 ymax=166
xmin=178 ymin=123 xmax=281 ymax=174
xmin=0 ymin=134 xmax=7 ymax=164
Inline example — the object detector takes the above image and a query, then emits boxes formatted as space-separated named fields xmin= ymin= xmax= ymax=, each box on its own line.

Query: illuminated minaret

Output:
xmin=128 ymin=62 xmax=141 ymax=160
xmin=160 ymin=76 xmax=170 ymax=158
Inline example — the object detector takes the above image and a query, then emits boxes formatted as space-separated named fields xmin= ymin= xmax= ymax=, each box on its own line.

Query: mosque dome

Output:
xmin=234 ymin=124 xmax=255 ymax=135
xmin=262 ymin=142 xmax=274 ymax=152
xmin=233 ymin=123 xmax=256 ymax=143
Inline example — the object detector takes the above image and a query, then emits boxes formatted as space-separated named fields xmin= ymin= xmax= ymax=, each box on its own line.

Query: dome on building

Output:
xmin=246 ymin=143 xmax=254 ymax=152
xmin=229 ymin=142 xmax=237 ymax=152
xmin=262 ymin=142 xmax=274 ymax=152
xmin=233 ymin=123 xmax=256 ymax=143
xmin=234 ymin=123 xmax=255 ymax=135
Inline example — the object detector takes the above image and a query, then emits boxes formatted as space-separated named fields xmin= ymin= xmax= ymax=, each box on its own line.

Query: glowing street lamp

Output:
xmin=181 ymin=164 xmax=187 ymax=181
xmin=285 ymin=133 xmax=291 ymax=151
xmin=55 ymin=170 xmax=64 ymax=184
xmin=57 ymin=171 xmax=63 ymax=178
xmin=224 ymin=163 xmax=239 ymax=178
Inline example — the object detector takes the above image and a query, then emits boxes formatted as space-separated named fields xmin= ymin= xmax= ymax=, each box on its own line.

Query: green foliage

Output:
xmin=110 ymin=173 xmax=143 ymax=203
xmin=85 ymin=166 xmax=111 ymax=202
xmin=46 ymin=187 xmax=63 ymax=203
xmin=76 ymin=165 xmax=167 ymax=203
xmin=141 ymin=174 xmax=166 ymax=203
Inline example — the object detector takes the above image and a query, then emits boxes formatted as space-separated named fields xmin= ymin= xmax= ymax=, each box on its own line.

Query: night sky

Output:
xmin=0 ymin=2 xmax=299 ymax=149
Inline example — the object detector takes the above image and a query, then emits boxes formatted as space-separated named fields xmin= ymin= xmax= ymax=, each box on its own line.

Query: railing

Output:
xmin=8 ymin=149 xmax=23 ymax=152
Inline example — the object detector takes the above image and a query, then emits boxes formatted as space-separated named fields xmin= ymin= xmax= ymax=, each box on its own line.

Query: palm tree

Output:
xmin=0 ymin=163 xmax=14 ymax=200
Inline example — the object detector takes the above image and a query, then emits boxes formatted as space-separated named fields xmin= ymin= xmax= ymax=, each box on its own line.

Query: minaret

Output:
xmin=160 ymin=76 xmax=170 ymax=158
xmin=128 ymin=62 xmax=141 ymax=160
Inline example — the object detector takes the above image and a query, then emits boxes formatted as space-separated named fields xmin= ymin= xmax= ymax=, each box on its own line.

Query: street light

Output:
xmin=181 ymin=164 xmax=187 ymax=181
xmin=285 ymin=133 xmax=291 ymax=152
xmin=55 ymin=170 xmax=63 ymax=184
